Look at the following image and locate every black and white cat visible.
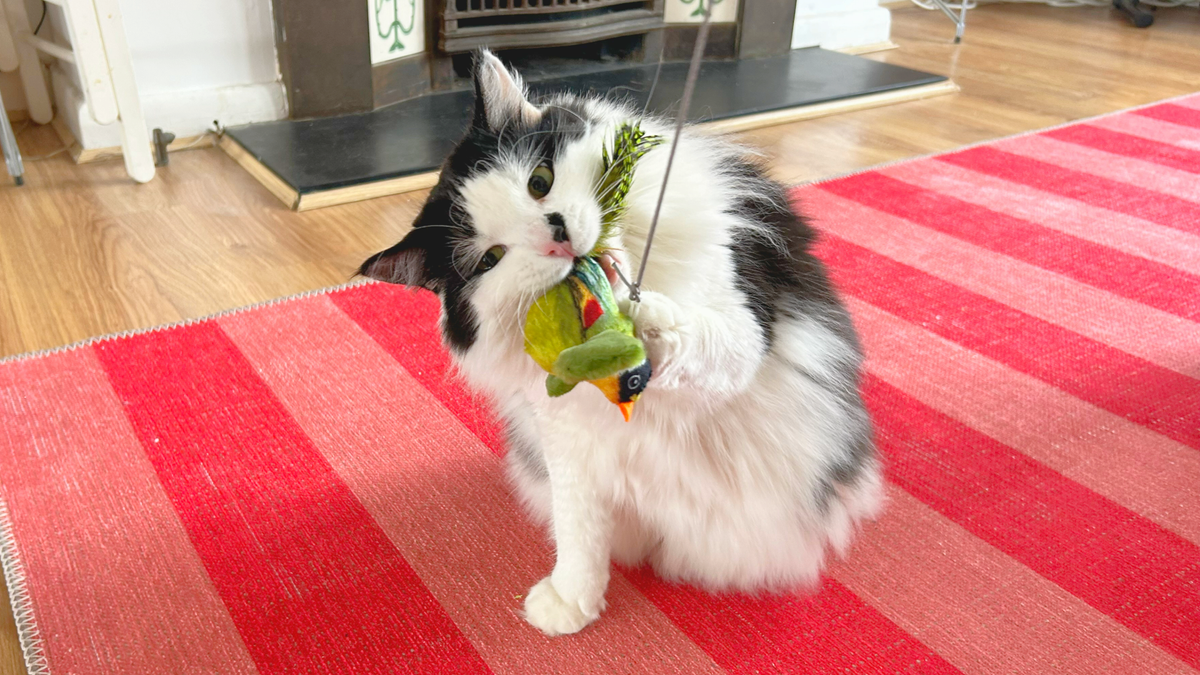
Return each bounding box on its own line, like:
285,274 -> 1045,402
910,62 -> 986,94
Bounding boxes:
360,50 -> 882,636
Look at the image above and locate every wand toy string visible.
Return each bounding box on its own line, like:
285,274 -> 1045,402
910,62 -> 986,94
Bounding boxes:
619,2 -> 714,305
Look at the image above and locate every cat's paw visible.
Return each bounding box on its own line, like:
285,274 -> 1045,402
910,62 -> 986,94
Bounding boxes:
523,576 -> 603,636
623,291 -> 684,385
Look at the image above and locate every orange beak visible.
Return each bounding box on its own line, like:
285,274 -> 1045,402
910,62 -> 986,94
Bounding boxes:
618,401 -> 635,422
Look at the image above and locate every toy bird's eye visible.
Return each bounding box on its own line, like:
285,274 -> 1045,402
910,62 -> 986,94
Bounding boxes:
626,374 -> 642,390
528,163 -> 554,199
477,245 -> 506,273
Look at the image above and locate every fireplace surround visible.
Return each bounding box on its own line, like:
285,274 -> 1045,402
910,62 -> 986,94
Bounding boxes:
269,0 -> 797,118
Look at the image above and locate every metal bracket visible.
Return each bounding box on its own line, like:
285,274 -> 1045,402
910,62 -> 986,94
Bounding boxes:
153,128 -> 175,167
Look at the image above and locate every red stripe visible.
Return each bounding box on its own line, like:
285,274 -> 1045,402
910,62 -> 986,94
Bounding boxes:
810,232 -> 1200,450
333,282 -> 956,673
331,284 -> 506,456
818,172 -> 1200,321
1134,103 -> 1200,129
864,374 -> 1200,668
93,323 -> 490,675
938,146 -> 1200,235
624,570 -> 962,674
1044,124 -> 1200,175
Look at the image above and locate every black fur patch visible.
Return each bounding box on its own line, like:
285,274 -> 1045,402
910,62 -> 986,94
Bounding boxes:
506,425 -> 547,481
722,158 -> 875,502
723,159 -> 858,352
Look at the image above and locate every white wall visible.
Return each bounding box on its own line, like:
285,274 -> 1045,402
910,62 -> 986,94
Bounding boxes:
57,0 -> 286,148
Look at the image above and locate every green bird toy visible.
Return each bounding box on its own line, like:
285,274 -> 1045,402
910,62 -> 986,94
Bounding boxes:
522,122 -> 662,421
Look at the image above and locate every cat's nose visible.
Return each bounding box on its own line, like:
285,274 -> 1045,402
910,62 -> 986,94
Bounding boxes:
546,213 -> 569,243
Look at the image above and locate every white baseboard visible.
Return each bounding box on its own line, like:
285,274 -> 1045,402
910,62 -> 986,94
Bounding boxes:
792,6 -> 893,51
53,67 -> 286,150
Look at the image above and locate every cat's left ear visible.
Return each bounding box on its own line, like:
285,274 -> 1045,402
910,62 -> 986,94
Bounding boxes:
472,49 -> 541,131
358,226 -> 446,292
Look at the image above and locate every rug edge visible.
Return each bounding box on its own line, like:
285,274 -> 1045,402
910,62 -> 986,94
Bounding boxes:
3,91 -> 1195,367
0,496 -> 50,675
0,279 -> 379,367
795,90 -> 1200,189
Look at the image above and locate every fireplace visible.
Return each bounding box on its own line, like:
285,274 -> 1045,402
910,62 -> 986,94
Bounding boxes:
440,1 -> 665,53
232,0 -> 941,212
269,0 -> 804,119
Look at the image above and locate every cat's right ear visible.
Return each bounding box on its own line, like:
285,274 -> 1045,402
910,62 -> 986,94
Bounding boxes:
472,49 -> 540,132
358,226 -> 445,292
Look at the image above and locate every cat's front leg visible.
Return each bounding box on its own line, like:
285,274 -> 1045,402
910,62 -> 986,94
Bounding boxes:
523,432 -> 612,636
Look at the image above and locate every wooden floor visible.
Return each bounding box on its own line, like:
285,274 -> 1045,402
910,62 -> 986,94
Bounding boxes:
1,4 -> 1198,673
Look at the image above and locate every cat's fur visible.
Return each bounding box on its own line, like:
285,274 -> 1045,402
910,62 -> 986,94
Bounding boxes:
360,50 -> 882,636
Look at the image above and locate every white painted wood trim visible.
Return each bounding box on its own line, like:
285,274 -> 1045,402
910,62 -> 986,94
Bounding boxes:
62,0 -> 118,125
90,0 -> 154,182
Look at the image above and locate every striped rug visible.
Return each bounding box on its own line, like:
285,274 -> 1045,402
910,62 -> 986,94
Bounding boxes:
2,94 -> 1198,675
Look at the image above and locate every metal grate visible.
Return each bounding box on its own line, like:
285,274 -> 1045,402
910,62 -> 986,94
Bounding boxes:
441,0 -> 663,54
450,0 -> 643,18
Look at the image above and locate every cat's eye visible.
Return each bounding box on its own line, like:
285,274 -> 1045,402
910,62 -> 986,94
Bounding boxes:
528,164 -> 554,199
477,245 -> 506,273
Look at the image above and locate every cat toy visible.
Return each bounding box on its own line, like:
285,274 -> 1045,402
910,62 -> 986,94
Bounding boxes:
522,123 -> 662,421
522,7 -> 714,421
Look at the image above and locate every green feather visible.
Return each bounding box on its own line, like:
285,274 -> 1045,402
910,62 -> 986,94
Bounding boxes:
594,122 -> 663,255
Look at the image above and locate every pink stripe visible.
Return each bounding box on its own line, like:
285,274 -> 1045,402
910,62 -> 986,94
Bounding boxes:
1167,96 -> 1200,112
93,323 -> 490,675
1137,103 -> 1200,128
1136,102 -> 1200,127
832,487 -> 1193,675
813,232 -> 1200,455
938,146 -> 1200,235
820,171 -> 1200,321
802,188 -> 1200,378
879,159 -> 1200,276
625,571 -> 961,674
864,374 -> 1200,668
1045,124 -> 1200,174
847,295 -> 1200,543
0,349 -> 258,674
1098,107 -> 1200,145
996,134 -> 1200,203
220,297 -> 726,675
330,284 -> 506,456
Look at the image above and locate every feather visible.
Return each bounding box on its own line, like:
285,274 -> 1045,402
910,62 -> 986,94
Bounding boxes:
594,122 -> 663,255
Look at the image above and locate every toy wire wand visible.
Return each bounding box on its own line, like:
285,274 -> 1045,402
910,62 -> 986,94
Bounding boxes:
610,2 -> 715,305
521,5 -> 714,421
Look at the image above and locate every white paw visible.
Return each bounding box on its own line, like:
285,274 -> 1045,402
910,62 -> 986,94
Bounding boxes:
623,291 -> 684,383
523,577 -> 603,637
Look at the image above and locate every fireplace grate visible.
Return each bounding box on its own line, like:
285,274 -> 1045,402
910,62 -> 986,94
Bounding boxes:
441,0 -> 663,53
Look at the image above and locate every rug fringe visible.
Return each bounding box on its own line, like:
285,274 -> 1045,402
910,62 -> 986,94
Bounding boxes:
0,496 -> 50,675
0,278 -> 380,367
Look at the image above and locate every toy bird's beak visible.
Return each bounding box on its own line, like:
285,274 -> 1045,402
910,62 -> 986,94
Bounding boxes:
618,401 -> 635,422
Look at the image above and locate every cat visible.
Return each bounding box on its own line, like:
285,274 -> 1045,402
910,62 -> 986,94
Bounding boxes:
359,50 -> 882,637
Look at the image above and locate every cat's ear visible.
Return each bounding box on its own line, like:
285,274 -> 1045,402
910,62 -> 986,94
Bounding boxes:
358,226 -> 445,292
472,49 -> 540,132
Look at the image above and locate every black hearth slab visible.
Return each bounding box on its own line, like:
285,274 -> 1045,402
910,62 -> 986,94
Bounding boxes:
226,48 -> 946,195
